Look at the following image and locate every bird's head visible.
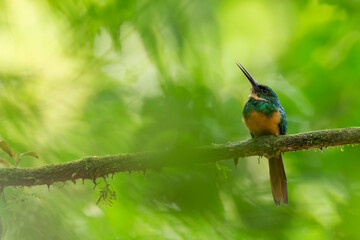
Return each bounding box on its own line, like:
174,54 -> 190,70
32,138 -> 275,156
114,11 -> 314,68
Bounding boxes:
236,62 -> 280,104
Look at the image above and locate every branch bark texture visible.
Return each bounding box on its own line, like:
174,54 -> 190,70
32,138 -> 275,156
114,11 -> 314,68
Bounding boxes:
1,127 -> 359,187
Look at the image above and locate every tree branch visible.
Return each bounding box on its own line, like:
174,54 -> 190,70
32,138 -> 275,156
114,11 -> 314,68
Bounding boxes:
0,127 -> 359,187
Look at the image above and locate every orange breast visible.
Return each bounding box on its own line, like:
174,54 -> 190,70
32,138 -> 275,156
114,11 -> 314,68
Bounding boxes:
243,111 -> 281,137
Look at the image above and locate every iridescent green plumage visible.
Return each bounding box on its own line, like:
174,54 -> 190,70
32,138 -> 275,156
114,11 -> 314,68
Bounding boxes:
242,95 -> 287,136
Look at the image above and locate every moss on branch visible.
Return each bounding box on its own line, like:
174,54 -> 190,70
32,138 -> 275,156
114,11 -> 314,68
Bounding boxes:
0,127 -> 359,187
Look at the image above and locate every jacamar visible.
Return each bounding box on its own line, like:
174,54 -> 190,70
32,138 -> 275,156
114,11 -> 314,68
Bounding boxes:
237,62 -> 288,206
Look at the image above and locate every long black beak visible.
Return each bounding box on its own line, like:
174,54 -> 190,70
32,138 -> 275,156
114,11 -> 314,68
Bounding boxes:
236,62 -> 260,91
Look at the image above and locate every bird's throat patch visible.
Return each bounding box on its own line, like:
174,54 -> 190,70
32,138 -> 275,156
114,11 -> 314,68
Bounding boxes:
249,92 -> 268,102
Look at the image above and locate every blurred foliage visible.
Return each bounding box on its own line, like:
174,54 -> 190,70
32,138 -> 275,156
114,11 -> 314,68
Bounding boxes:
1,0 -> 360,239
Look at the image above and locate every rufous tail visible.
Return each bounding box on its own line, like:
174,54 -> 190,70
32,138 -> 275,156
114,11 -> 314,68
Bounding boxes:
268,155 -> 287,206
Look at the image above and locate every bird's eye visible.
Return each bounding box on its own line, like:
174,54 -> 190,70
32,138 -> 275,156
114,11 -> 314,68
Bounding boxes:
262,88 -> 268,94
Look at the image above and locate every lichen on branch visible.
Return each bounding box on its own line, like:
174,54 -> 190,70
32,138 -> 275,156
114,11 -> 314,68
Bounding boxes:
0,127 -> 359,188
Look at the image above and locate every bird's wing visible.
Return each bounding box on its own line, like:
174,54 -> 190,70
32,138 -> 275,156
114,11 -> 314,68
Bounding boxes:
279,107 -> 287,135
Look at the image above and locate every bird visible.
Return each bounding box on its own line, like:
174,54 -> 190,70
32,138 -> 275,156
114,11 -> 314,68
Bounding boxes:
237,62 -> 288,206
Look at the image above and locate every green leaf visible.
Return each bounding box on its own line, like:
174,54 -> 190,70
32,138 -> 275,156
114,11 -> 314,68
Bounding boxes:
0,140 -> 17,159
215,163 -> 232,180
20,151 -> 39,159
11,149 -> 17,159
97,182 -> 116,206
0,158 -> 12,167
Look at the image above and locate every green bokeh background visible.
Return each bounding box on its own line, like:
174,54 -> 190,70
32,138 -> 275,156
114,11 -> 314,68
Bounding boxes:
1,0 -> 360,239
